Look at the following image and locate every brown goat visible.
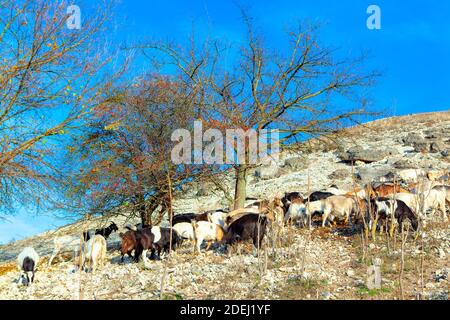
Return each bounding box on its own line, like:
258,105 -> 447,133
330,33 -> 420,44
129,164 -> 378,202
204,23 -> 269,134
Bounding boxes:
373,184 -> 409,197
345,185 -> 376,199
119,231 -> 138,263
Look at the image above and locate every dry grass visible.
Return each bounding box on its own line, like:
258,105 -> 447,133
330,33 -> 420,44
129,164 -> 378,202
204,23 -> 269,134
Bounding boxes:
277,276 -> 328,300
0,262 -> 16,276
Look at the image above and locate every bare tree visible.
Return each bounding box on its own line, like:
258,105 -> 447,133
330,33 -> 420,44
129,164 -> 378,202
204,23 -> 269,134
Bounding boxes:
0,0 -> 120,214
138,13 -> 379,209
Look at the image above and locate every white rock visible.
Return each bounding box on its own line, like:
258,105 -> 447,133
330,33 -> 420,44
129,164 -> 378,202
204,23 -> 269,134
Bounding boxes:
346,269 -> 355,277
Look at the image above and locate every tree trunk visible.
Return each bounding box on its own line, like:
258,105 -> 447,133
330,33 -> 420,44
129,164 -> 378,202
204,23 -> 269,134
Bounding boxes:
233,165 -> 248,210
139,203 -> 151,227
136,193 -> 152,227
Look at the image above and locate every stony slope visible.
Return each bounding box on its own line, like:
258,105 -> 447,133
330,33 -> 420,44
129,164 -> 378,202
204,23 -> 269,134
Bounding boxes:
0,111 -> 449,300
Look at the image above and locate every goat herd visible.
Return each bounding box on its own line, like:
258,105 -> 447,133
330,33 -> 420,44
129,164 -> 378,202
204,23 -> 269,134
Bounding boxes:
15,179 -> 450,288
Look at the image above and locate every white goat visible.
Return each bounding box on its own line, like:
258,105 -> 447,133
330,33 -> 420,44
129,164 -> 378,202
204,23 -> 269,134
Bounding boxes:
17,247 -> 40,286
83,235 -> 107,272
173,222 -> 196,252
192,221 -> 226,254
284,201 -> 308,226
426,189 -> 447,219
173,222 -> 195,240
284,200 -> 325,227
397,169 -> 427,182
433,185 -> 450,206
207,211 -> 228,230
389,190 -> 447,220
48,235 -> 83,267
322,196 -> 356,227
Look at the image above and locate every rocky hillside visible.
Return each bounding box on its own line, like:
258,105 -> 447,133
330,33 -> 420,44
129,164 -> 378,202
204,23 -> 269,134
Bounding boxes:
0,111 -> 449,300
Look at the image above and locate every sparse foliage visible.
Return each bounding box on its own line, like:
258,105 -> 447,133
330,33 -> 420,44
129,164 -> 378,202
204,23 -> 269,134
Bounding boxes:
0,0 -> 119,214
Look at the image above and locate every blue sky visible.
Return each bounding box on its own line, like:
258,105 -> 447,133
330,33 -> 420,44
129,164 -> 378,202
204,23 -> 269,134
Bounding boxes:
114,0 -> 450,114
0,0 -> 449,244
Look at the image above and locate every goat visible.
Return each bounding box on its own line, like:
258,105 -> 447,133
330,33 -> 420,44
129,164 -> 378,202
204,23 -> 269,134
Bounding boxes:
226,198 -> 283,228
193,212 -> 211,222
322,195 -> 357,227
284,198 -> 309,227
249,198 -> 284,225
247,198 -> 283,214
172,213 -> 197,226
324,185 -> 348,195
371,198 -> 419,233
373,184 -> 410,197
48,235 -> 83,267
192,221 -> 226,253
285,199 -> 325,227
172,222 -> 195,240
134,228 -> 155,266
345,185 -> 376,199
224,213 -> 269,250
17,247 -> 39,286
151,226 -> 182,258
135,226 -> 182,262
425,188 -> 448,220
308,191 -> 334,202
95,222 -> 118,238
266,198 -> 285,226
389,190 -> 447,220
119,230 -> 138,262
172,222 -> 196,252
207,210 -> 228,230
280,192 -> 304,208
82,235 -> 107,272
225,207 -> 261,227
432,185 -> 450,206
83,222 -> 118,242
280,192 -> 303,218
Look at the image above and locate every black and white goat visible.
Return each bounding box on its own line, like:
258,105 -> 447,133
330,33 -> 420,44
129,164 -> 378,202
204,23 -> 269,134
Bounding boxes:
371,197 -> 419,233
83,222 -> 119,242
151,226 -> 182,258
17,247 -> 39,286
134,226 -> 182,264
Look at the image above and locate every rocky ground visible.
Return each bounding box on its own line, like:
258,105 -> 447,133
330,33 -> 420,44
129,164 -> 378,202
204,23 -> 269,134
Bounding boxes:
0,111 -> 449,300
